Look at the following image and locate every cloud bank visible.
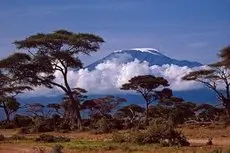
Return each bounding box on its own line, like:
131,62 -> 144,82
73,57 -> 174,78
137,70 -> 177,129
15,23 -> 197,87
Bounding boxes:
23,59 -> 205,97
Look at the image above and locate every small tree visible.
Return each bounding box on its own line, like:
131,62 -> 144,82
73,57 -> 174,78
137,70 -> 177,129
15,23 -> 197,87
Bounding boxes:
115,104 -> 145,128
0,97 -> 20,122
24,103 -> 50,118
82,96 -> 126,119
0,57 -> 32,122
121,75 -> 169,125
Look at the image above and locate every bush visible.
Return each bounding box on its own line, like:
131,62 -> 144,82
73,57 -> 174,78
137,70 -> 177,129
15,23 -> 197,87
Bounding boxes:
17,127 -> 31,134
13,115 -> 32,128
112,133 -> 127,143
213,149 -> 223,153
30,118 -> 54,133
93,117 -> 113,134
1,122 -> 14,129
53,144 -> 64,153
10,134 -> 27,140
112,122 -> 189,146
0,134 -> 5,141
35,134 -> 70,143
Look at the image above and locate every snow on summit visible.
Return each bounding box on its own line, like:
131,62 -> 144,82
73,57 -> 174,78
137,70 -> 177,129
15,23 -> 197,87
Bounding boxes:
131,48 -> 159,52
114,48 -> 160,55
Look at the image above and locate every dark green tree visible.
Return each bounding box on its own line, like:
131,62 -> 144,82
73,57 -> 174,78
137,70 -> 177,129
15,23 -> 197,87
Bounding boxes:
1,30 -> 104,129
120,75 -> 169,125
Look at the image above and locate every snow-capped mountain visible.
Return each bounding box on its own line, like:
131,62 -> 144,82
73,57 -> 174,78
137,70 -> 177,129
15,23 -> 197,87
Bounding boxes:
86,48 -> 202,70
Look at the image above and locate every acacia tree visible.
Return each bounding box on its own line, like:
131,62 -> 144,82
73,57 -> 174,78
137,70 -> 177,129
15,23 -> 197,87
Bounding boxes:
115,104 -> 145,127
1,30 -> 104,129
183,64 -> 230,116
0,55 -> 33,122
183,46 -> 230,116
121,75 -> 169,125
0,97 -> 20,122
82,96 -> 126,119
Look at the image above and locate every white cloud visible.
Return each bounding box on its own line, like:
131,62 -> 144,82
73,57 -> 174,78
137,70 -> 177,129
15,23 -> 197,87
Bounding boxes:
22,58 -> 207,97
24,59 -> 205,97
75,60 -> 205,94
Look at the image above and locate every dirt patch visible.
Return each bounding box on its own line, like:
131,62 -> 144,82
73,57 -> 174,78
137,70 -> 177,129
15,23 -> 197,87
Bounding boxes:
0,144 -> 51,153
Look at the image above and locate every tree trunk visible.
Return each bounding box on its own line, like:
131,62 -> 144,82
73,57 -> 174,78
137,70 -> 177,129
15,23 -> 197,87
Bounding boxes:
226,84 -> 230,99
3,103 -> 10,123
226,100 -> 230,117
145,102 -> 149,126
223,97 -> 230,117
62,93 -> 82,130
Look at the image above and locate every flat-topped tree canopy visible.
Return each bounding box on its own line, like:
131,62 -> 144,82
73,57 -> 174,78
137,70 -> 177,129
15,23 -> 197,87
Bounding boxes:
121,75 -> 169,92
121,75 -> 169,125
14,29 -> 105,55
182,69 -> 218,81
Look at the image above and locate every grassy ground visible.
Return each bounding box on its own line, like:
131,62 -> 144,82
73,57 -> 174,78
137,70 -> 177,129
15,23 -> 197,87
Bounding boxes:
1,126 -> 230,153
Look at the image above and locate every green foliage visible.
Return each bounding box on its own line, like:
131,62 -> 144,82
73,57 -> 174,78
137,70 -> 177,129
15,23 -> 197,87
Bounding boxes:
35,134 -> 70,143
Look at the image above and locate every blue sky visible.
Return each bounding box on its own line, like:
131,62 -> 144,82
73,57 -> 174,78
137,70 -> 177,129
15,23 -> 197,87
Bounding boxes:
0,0 -> 229,65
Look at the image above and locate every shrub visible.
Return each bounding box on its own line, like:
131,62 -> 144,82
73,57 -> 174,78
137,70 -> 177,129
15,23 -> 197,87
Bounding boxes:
31,118 -> 54,133
143,122 -> 189,146
0,134 -> 5,141
1,122 -> 14,129
17,127 -> 31,134
213,149 -> 223,153
112,133 -> 127,143
93,117 -> 113,134
13,115 -> 32,128
53,144 -> 64,153
112,122 -> 189,146
35,134 -> 70,143
10,134 -> 27,140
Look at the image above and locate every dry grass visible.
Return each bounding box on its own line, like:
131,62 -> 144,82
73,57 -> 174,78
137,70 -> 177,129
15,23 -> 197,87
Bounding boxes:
180,125 -> 230,139
1,126 -> 230,153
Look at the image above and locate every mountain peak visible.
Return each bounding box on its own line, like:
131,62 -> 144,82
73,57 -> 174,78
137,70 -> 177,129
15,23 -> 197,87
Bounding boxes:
131,48 -> 159,52
114,47 -> 160,55
86,48 -> 202,70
